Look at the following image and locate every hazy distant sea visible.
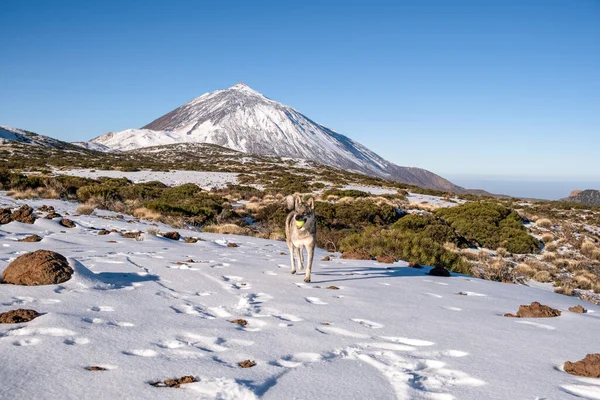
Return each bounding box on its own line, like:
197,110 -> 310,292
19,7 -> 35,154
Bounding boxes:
447,176 -> 600,200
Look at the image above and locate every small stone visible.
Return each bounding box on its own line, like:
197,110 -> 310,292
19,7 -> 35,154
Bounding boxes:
238,360 -> 256,368
326,285 -> 340,290
321,256 -> 331,261
162,231 -> 181,241
568,305 -> 586,313
85,366 -> 108,371
122,232 -> 141,239
18,234 -> 43,242
59,219 -> 76,228
231,319 -> 248,326
428,266 -> 451,277
97,229 -> 110,235
227,242 -> 239,248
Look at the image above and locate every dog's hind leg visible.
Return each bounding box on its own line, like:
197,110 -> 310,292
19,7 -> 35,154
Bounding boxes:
304,243 -> 315,283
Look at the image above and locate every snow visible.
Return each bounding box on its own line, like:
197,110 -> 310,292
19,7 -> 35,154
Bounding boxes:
341,185 -> 398,195
1,194 -> 599,399
56,169 -> 239,189
407,193 -> 465,208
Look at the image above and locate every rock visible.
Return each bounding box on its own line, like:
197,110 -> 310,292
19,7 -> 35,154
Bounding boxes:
429,266 -> 451,277
326,285 -> 340,290
97,229 -> 110,235
59,218 -> 76,228
321,256 -> 331,261
0,309 -> 41,323
44,212 -> 62,219
122,232 -> 141,239
151,375 -> 197,388
238,360 -> 256,368
564,354 -> 600,378
85,366 -> 108,371
504,302 -> 561,318
569,305 -> 586,313
162,231 -> 181,241
408,262 -> 422,268
12,205 -> 36,224
280,252 -> 286,255
340,249 -> 372,260
18,234 -> 43,242
0,208 -> 12,224
39,205 -> 55,213
376,255 -> 396,264
231,319 -> 248,326
227,242 -> 239,248
1,250 -> 73,286
185,237 -> 199,243
568,190 -> 583,198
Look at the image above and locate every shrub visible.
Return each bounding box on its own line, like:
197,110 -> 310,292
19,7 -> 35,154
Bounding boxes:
581,241 -> 596,258
536,218 -> 553,228
435,202 -> 539,254
541,233 -> 555,243
513,263 -> 535,278
533,270 -> 552,283
544,242 -> 558,252
322,189 -> 370,198
76,204 -> 95,215
339,226 -> 471,273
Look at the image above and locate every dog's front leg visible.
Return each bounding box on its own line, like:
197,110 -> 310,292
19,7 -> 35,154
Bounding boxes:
304,243 -> 315,283
298,247 -> 305,271
288,244 -> 296,275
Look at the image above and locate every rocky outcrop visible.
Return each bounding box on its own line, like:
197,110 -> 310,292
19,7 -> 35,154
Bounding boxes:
564,354 -> 600,378
562,189 -> 600,207
0,309 -> 41,323
504,302 -> 561,318
12,205 -> 36,224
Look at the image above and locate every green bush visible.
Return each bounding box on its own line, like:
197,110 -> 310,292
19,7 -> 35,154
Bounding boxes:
339,226 -> 471,273
322,189 -> 370,198
435,202 -> 539,254
392,214 -> 471,248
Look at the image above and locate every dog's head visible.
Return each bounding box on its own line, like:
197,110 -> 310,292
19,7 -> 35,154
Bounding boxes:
286,195 -> 315,224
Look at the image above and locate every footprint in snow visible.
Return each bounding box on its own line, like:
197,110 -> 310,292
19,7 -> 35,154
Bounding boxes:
351,318 -> 384,329
276,352 -> 323,368
64,337 -> 91,345
89,306 -> 115,312
123,349 -> 158,357
263,271 -> 277,276
13,338 -> 41,346
305,297 -> 327,305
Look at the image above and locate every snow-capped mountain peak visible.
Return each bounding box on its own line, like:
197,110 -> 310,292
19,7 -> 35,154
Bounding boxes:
90,85 -> 461,191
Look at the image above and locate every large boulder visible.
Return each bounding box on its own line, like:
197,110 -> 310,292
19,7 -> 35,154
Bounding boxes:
564,354 -> 600,378
1,250 -> 73,285
12,205 -> 36,224
504,301 -> 561,318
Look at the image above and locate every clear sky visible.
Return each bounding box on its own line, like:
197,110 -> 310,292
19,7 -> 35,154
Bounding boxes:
1,0 -> 598,185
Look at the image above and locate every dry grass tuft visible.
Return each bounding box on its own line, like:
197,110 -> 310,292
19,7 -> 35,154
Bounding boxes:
581,241 -> 597,258
8,187 -> 59,200
541,233 -> 555,243
544,242 -> 558,252
203,224 -> 250,235
76,204 -> 95,215
536,218 -> 553,228
532,270 -> 552,283
133,207 -> 162,222
513,263 -> 536,278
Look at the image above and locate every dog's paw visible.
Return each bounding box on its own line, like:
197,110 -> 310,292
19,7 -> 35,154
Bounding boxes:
291,270 -> 296,275
304,277 -> 311,283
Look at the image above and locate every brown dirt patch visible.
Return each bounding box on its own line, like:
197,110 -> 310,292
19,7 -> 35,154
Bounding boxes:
18,234 -> 42,242
0,309 -> 41,323
227,242 -> 239,248
162,231 -> 181,241
151,375 -> 197,388
59,219 -> 76,228
231,319 -> 248,326
376,255 -> 396,264
564,354 -> 600,378
238,360 -> 256,368
2,250 -> 73,286
85,366 -> 108,371
568,305 -> 586,313
340,249 -> 372,260
326,285 -> 340,290
504,302 -> 561,318
12,205 -> 36,224
429,266 -> 451,277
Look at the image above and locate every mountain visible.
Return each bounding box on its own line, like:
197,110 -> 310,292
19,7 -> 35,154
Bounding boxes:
562,189 -> 600,207
90,84 -> 462,192
0,126 -> 94,154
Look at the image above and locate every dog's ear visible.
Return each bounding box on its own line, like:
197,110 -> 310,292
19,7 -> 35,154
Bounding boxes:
295,195 -> 302,210
307,197 -> 315,210
285,195 -> 295,211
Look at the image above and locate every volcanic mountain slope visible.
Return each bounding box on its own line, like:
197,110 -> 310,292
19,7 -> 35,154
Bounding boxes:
562,189 -> 600,207
90,84 -> 462,192
0,126 -> 89,152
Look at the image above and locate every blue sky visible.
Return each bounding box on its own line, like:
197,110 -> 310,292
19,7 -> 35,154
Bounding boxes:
1,0 -> 598,185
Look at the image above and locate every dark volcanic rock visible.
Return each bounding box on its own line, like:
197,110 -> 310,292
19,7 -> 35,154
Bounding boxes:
0,208 -> 12,224
562,189 -> 600,207
2,250 -> 73,286
162,231 -> 181,241
59,218 -> 76,228
0,308 -> 41,323
12,205 -> 36,224
429,266 -> 451,277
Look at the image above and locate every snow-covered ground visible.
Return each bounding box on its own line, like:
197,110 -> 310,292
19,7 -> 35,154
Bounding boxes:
1,195 -> 599,400
407,193 -> 465,208
340,185 -> 398,195
56,169 -> 239,190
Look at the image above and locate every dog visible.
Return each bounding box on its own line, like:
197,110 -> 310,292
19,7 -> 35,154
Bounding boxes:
285,195 -> 316,283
